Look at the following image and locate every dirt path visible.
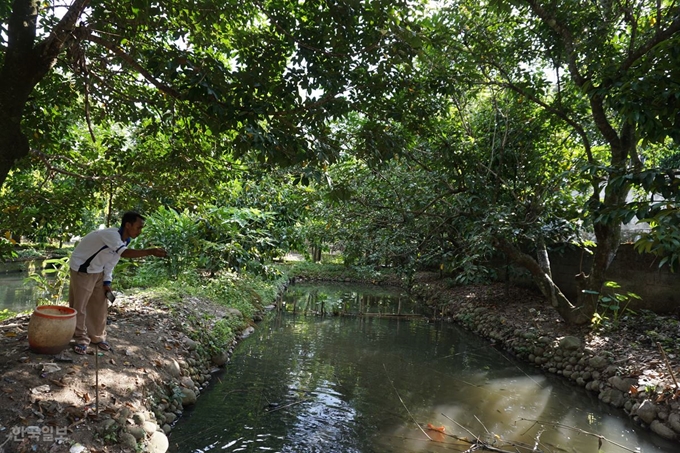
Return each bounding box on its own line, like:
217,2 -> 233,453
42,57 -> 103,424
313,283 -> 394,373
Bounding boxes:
0,291 -> 242,453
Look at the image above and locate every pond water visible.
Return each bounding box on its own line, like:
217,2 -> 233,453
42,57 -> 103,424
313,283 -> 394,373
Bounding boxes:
0,273 -> 38,313
169,283 -> 676,453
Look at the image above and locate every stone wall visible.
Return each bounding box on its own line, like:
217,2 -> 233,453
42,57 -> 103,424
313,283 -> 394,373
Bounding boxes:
507,244 -> 678,314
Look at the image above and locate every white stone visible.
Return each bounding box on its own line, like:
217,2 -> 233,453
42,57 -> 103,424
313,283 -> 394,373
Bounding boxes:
636,400 -> 658,425
146,431 -> 170,453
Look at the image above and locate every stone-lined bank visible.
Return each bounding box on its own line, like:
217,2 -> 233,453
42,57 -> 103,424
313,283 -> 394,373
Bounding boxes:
446,297 -> 680,443
0,291 -> 273,453
93,297 -> 270,453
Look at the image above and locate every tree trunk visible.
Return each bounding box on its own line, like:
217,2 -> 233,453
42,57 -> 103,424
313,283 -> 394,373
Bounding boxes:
573,116 -> 637,322
536,235 -> 556,300
312,246 -> 322,262
0,119 -> 30,187
573,189 -> 628,320
0,0 -> 90,187
494,237 -> 591,325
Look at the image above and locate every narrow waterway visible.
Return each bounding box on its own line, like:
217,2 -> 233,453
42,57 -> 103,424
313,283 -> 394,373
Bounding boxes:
169,283 -> 675,452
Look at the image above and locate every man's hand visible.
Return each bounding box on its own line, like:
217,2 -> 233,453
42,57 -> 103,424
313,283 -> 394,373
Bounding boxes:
103,285 -> 116,302
148,248 -> 167,258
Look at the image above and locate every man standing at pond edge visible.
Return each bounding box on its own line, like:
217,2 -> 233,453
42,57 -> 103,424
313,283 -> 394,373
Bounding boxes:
68,212 -> 167,355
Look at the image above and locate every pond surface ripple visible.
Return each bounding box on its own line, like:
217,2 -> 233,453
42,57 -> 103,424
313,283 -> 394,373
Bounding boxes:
168,283 -> 676,453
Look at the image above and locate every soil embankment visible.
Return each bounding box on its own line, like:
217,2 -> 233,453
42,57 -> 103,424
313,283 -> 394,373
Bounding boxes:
0,292 -> 261,453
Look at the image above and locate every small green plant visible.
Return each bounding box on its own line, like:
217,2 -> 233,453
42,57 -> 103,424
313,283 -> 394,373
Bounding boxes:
515,345 -> 531,355
209,319 -> 234,351
102,431 -> 118,443
24,256 -> 71,306
590,311 -> 605,329
15,247 -> 43,260
586,281 -> 641,328
0,308 -> 16,322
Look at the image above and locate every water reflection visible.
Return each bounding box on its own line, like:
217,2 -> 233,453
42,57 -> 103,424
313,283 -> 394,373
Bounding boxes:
169,284 -> 676,453
0,273 -> 37,312
282,283 -> 418,317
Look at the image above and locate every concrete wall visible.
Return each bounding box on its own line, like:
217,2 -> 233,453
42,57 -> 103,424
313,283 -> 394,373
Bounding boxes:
542,244 -> 678,313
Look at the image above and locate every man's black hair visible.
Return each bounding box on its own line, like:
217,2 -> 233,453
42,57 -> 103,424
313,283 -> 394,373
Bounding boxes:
121,212 -> 145,229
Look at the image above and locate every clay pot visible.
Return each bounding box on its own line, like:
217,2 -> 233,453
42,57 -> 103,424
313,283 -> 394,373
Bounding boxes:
28,305 -> 77,354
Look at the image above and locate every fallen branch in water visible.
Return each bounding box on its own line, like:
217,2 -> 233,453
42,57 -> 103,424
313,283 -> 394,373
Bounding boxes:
358,313 -> 423,319
264,398 -> 311,414
518,418 -> 638,453
440,413 -> 539,453
474,415 -> 491,436
221,388 -> 248,402
383,363 -> 432,441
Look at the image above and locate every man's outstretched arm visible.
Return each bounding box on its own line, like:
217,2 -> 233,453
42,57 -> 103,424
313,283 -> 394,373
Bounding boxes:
121,248 -> 167,258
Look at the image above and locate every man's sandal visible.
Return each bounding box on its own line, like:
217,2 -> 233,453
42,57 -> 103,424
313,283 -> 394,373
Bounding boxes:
73,344 -> 87,355
94,341 -> 111,351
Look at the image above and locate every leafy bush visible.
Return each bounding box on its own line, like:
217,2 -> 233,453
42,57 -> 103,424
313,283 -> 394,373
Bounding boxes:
136,206 -> 201,278
197,205 -> 281,276
0,236 -> 17,261
131,206 -> 289,279
0,309 -> 15,322
24,256 -> 71,306
634,208 -> 680,271
586,281 -> 640,328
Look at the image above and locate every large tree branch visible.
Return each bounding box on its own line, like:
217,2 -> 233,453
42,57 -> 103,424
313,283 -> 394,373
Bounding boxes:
0,1 -> 90,187
589,93 -> 622,153
522,0 -> 587,87
80,30 -> 184,99
493,236 -> 592,324
37,0 -> 90,63
457,21 -> 595,163
619,8 -> 680,73
29,148 -> 114,181
497,77 -> 594,163
6,0 -> 38,55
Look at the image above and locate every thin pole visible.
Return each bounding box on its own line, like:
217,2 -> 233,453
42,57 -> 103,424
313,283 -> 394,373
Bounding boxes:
95,348 -> 99,416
